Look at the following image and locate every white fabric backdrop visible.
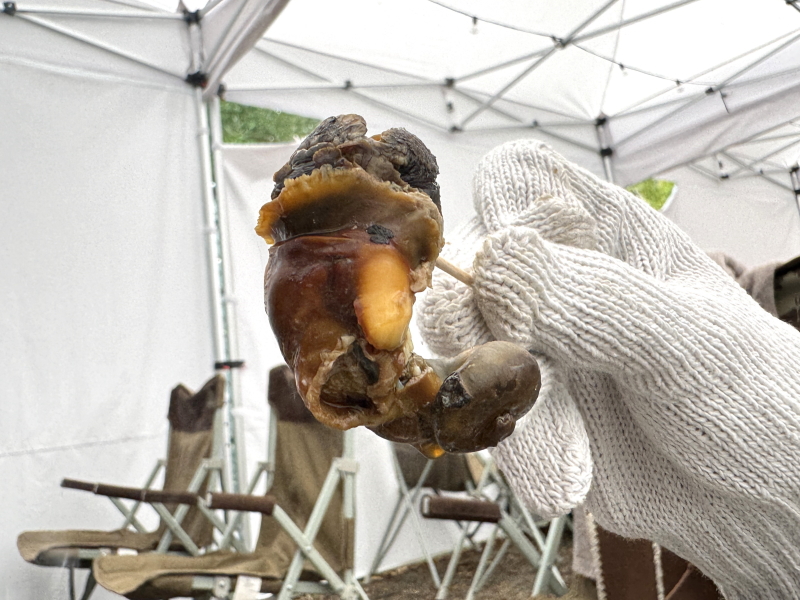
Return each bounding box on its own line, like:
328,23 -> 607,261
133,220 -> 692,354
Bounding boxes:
662,166 -> 800,267
0,54 -> 213,600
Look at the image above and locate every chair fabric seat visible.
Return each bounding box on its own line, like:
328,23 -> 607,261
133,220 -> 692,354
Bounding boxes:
17,529 -> 161,566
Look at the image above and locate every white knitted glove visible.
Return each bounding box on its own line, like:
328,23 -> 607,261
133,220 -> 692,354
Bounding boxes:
492,353 -> 593,519
420,193 -> 596,519
418,141 -> 800,600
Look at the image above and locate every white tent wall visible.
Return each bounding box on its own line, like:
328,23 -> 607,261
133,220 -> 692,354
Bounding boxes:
0,6 -> 220,599
661,166 -> 800,267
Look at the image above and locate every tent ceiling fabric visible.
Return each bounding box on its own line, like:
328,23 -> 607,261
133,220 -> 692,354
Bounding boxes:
0,0 -> 291,98
222,0 -> 800,185
0,0 -> 193,88
199,0 -> 291,97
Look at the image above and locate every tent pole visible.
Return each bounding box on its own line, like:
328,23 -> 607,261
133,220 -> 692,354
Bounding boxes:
208,93 -> 252,548
571,0 -> 701,45
12,7 -> 183,19
687,163 -> 723,182
719,151 -> 794,192
647,118 -> 800,180
195,86 -> 236,500
725,137 -> 800,179
456,0 -> 634,85
595,117 -> 615,184
615,29 -> 800,148
791,166 -> 800,218
12,13 -> 186,81
538,125 -> 601,154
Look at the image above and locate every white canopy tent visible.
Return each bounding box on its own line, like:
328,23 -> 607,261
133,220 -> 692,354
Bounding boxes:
3,0 -> 800,598
223,0 -> 800,252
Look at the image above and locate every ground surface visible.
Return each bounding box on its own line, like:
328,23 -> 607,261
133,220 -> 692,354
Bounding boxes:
297,529 -> 595,600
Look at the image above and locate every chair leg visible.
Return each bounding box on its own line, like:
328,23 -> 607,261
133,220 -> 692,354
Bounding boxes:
473,537 -> 512,595
68,566 -> 77,600
276,432 -> 359,600
465,524 -> 500,600
532,514 -> 567,596
435,521 -> 470,600
275,467 -> 345,600
364,493 -> 405,582
79,571 -> 97,600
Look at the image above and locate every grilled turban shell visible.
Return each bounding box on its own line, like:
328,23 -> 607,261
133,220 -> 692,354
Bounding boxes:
256,114 -> 540,456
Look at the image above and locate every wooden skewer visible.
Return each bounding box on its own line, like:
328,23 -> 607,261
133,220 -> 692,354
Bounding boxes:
435,256 -> 475,286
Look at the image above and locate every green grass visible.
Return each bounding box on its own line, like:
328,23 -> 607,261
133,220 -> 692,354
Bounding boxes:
220,101 -> 320,144
626,178 -> 676,210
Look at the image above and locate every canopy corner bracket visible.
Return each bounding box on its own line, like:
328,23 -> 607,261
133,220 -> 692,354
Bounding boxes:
2,2 -> 16,16
183,9 -> 202,24
186,71 -> 209,88
595,114 -> 615,183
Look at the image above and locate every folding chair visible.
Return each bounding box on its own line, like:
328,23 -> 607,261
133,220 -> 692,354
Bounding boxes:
421,452 -> 568,599
364,442 -> 473,587
17,374 -> 225,600
89,364 -> 368,600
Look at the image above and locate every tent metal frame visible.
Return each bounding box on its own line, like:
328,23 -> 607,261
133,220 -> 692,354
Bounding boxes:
456,0 -> 622,129
9,11 -> 187,80
7,0 -> 798,190
219,0 -> 800,198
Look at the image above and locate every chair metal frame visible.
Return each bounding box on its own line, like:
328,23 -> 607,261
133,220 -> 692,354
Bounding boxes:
365,451 -> 443,587
425,453 -> 568,600
186,429 -> 368,600
89,402 -> 369,600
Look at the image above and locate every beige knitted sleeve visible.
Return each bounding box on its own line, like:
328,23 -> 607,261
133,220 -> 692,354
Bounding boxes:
421,140 -> 800,597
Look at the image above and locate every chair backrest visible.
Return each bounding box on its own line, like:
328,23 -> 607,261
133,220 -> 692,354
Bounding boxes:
161,374 -> 225,548
255,365 -> 346,577
392,443 -> 471,492
775,256 -> 800,330
268,364 -> 317,423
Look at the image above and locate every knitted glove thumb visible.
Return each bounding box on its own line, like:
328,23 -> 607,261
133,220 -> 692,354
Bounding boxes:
492,354 -> 592,518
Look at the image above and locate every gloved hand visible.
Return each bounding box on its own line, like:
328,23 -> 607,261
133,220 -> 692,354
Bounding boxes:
417,141 -> 800,600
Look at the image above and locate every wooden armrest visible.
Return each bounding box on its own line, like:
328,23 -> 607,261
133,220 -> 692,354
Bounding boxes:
61,478 -> 97,492
421,495 -> 501,523
207,492 -> 276,515
62,479 -> 198,505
